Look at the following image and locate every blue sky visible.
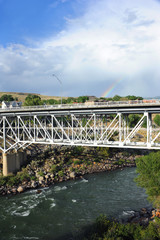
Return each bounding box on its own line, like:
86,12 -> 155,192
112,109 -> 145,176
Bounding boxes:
0,0 -> 160,98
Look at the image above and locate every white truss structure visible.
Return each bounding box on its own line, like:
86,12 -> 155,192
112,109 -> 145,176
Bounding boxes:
0,109 -> 160,153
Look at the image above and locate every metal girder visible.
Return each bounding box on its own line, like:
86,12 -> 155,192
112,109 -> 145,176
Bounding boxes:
0,110 -> 160,153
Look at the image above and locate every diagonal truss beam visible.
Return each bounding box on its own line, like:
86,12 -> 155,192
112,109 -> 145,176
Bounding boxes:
0,111 -> 160,152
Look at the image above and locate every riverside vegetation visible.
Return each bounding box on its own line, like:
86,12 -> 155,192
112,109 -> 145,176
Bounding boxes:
83,151 -> 160,240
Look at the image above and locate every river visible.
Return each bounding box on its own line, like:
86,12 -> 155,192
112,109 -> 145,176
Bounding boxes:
0,167 -> 151,240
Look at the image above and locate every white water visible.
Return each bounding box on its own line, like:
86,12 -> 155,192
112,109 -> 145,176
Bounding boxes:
0,168 -> 151,240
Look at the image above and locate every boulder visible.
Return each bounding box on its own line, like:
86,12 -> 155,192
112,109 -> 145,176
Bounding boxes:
70,172 -> 76,179
45,174 -> 50,179
17,186 -> 24,193
31,181 -> 38,188
39,176 -> 44,181
11,188 -> 17,194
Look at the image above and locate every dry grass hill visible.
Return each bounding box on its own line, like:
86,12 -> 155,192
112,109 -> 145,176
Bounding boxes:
0,92 -> 65,103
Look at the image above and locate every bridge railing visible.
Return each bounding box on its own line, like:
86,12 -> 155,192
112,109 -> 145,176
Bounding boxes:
0,99 -> 160,111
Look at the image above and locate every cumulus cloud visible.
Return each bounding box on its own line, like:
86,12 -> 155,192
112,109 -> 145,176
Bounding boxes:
0,0 -> 160,97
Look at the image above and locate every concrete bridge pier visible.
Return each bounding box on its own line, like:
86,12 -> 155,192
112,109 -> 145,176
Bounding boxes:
3,151 -> 27,176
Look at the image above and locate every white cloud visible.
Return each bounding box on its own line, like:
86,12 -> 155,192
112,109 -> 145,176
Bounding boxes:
0,0 -> 160,97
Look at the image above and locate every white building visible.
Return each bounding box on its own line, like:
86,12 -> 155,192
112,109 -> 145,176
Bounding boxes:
2,101 -> 22,109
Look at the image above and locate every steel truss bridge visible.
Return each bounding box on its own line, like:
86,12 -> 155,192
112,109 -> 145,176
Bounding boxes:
1,101 -> 160,153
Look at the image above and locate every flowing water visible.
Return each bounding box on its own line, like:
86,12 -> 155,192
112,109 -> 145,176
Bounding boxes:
0,168 -> 151,240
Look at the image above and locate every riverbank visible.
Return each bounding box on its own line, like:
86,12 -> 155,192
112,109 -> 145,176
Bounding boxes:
0,146 -> 149,196
82,211 -> 160,240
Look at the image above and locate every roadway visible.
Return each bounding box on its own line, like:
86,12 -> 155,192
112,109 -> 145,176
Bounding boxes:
0,100 -> 160,116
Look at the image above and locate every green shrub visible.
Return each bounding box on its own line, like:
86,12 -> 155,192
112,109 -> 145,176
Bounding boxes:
97,147 -> 110,157
84,215 -> 160,240
30,176 -> 37,181
128,114 -> 141,128
58,170 -> 64,177
66,159 -> 73,165
135,151 -> 160,207
73,146 -> 84,154
37,171 -> 44,177
0,176 -> 9,185
154,115 -> 160,126
74,160 -> 82,165
50,165 -> 58,174
7,175 -> 20,186
117,159 -> 125,165
18,171 -> 30,182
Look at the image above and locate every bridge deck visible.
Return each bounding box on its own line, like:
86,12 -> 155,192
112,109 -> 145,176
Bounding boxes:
0,101 -> 160,115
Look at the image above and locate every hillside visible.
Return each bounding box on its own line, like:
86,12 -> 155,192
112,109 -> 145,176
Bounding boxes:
0,92 -> 64,102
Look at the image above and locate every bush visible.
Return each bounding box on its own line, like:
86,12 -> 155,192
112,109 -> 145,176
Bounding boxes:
84,215 -> 160,239
7,175 -> 20,186
154,115 -> 160,127
74,160 -> 82,165
37,171 -> 44,177
128,114 -> 141,128
30,176 -> 37,181
97,147 -> 110,157
114,159 -> 125,165
72,146 -> 84,155
58,170 -> 64,177
0,176 -> 9,185
135,151 -> 160,207
0,94 -> 15,102
17,171 -> 30,182
24,94 -> 42,106
50,165 -> 58,174
113,95 -> 121,101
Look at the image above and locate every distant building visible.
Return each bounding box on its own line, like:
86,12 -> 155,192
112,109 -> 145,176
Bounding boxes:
84,101 -> 95,106
87,96 -> 97,101
142,99 -> 157,103
2,101 -> 22,109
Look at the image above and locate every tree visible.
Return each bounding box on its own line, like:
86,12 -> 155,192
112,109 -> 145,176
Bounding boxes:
135,151 -> 160,207
154,115 -> 160,127
126,95 -> 137,100
126,95 -> 143,100
137,96 -> 143,100
106,97 -> 113,101
24,94 -> 42,106
112,95 -> 121,101
66,97 -> 76,104
0,94 -> 15,102
46,99 -> 58,105
128,114 -> 141,127
77,96 -> 89,103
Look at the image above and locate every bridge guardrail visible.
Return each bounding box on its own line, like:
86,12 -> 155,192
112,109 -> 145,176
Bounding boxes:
0,99 -> 160,111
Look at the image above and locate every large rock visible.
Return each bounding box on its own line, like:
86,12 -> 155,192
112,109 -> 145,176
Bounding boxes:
39,176 -> 44,181
45,174 -> 50,179
17,186 -> 24,193
31,181 -> 38,188
70,172 -> 76,179
11,188 -> 17,194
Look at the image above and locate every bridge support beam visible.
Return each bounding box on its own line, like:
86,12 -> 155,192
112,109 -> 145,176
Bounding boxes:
3,151 -> 27,176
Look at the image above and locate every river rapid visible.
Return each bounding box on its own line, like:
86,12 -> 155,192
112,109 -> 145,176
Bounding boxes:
0,167 -> 151,240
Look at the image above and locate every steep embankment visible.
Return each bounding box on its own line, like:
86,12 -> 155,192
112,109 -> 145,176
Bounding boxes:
0,146 -> 148,196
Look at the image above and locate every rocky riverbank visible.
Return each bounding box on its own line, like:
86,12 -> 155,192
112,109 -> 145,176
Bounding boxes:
83,208 -> 160,240
121,207 -> 154,226
0,146 -> 149,196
